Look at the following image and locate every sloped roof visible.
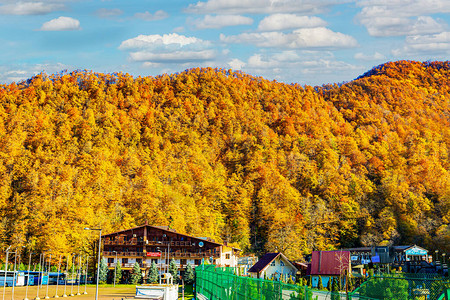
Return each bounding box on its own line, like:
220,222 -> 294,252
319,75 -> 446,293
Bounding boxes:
102,224 -> 222,246
247,253 -> 297,274
308,250 -> 351,276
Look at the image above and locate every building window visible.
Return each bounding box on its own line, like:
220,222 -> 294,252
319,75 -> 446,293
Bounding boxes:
225,254 -> 230,259
180,259 -> 186,265
108,258 -> 114,264
122,258 -> 128,264
271,261 -> 276,266
136,258 -> 142,264
280,261 -> 285,266
152,259 -> 158,264
195,259 -> 201,265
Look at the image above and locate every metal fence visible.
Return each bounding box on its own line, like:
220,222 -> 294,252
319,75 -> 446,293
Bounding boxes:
196,265 -> 450,300
195,264 -> 341,300
348,273 -> 450,300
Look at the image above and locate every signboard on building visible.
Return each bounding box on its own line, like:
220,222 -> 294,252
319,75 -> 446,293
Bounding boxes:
146,252 -> 161,257
405,247 -> 427,256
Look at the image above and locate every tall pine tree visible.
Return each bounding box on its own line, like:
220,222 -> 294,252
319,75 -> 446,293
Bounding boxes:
183,262 -> 194,285
168,258 -> 178,283
147,262 -> 159,284
130,262 -> 142,284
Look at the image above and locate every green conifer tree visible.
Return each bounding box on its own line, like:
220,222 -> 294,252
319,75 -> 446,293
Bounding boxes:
98,258 -> 108,284
130,262 -> 142,284
168,258 -> 178,283
115,262 -> 122,284
326,277 -> 332,291
317,275 -> 324,290
147,262 -> 158,284
183,262 -> 194,285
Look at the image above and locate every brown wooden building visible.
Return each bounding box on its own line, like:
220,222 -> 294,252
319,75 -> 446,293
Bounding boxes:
102,223 -> 239,278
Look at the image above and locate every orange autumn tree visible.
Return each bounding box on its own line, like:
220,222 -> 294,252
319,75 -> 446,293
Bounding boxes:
0,61 -> 448,262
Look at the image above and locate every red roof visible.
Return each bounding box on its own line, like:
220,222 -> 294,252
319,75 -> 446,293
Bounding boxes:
307,251 -> 351,275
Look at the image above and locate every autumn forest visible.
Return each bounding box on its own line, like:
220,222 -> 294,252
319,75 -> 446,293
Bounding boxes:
0,60 -> 449,260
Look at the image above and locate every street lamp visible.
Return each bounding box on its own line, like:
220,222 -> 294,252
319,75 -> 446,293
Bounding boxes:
113,251 -> 117,288
435,250 -> 439,264
76,255 -> 81,295
55,254 -> 62,298
45,252 -> 52,299
3,245 -> 11,300
84,227 -> 102,300
70,253 -> 75,296
156,247 -> 162,284
84,256 -> 92,295
442,253 -> 446,266
24,250 -> 33,300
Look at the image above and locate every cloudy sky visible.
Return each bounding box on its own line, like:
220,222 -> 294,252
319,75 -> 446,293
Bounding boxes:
0,0 -> 449,86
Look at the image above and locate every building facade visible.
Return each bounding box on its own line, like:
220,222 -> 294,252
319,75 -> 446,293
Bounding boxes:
247,253 -> 297,281
102,224 -> 240,279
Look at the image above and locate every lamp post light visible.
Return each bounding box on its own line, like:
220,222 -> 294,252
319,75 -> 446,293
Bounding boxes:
55,254 -> 62,298
84,228 -> 102,300
69,254 -> 75,297
45,253 -> 52,299
156,247 -> 162,284
63,256 -> 69,298
12,250 -> 18,300
76,255 -> 81,295
83,256 -> 91,295
442,253 -> 446,266
3,245 -> 11,300
113,251 -> 117,288
35,252 -> 43,300
435,250 -> 439,264
24,251 -> 33,300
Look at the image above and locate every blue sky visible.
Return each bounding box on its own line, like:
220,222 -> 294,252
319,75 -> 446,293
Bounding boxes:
0,0 -> 449,86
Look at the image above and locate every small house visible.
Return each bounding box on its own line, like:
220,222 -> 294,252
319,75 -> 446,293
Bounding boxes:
247,253 -> 297,281
307,250 -> 351,288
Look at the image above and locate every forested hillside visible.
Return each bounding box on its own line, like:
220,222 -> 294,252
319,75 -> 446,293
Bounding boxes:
0,60 -> 448,259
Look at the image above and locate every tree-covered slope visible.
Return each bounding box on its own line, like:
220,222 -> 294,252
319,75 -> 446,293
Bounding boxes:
0,61 -> 448,259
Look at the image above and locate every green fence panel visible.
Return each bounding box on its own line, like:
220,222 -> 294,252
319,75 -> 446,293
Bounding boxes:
349,273 -> 450,300
195,264 -> 313,300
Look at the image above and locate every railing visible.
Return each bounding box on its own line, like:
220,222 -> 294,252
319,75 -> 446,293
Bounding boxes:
104,240 -> 197,246
103,251 -> 219,258
103,251 -> 146,257
104,239 -> 144,245
107,262 -> 195,269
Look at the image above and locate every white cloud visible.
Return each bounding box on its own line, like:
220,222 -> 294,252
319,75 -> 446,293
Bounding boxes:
119,33 -> 216,65
129,50 -> 216,63
392,31 -> 450,56
228,58 -> 246,70
232,50 -> 363,85
258,14 -> 327,31
193,14 -> 253,29
356,1 -> 450,37
39,16 -> 81,31
134,10 -> 168,21
119,33 -> 208,50
357,0 -> 450,16
0,1 -> 64,15
220,27 -> 357,49
354,52 -> 386,61
0,62 -> 69,83
186,0 -> 349,14
95,8 -> 123,18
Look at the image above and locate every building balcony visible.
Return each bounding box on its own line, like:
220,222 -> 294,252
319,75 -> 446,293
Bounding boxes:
107,262 -> 202,269
103,251 -> 146,257
104,240 -> 198,247
103,251 -> 220,259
